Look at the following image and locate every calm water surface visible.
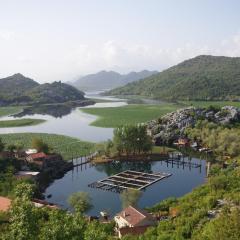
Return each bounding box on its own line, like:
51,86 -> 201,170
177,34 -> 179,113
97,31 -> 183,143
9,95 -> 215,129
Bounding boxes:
45,158 -> 206,216
0,91 -> 206,215
0,92 -> 126,142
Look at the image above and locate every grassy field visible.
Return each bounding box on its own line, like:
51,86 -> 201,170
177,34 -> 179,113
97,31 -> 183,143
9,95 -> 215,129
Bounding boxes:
0,106 -> 23,117
81,104 -> 181,128
0,119 -> 46,128
181,100 -> 240,108
0,133 -> 95,160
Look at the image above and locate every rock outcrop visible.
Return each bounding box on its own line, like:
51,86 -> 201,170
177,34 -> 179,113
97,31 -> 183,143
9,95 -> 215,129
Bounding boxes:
147,106 -> 240,145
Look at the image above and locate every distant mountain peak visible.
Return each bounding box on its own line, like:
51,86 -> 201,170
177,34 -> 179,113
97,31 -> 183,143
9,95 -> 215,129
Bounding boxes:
71,70 -> 158,91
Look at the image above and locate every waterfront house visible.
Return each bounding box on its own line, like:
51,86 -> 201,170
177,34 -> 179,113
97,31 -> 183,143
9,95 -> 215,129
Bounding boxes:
114,206 -> 157,238
26,152 -> 63,170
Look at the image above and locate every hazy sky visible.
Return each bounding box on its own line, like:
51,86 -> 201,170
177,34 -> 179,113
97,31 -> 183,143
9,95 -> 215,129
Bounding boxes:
0,0 -> 240,83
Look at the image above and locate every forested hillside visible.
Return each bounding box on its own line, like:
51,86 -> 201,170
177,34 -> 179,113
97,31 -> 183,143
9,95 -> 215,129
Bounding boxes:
0,74 -> 85,106
107,55 -> 240,101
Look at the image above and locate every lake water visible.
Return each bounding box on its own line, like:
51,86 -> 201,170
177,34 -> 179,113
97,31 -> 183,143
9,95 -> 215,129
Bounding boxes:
45,158 -> 206,216
0,91 -> 206,216
0,92 -> 127,142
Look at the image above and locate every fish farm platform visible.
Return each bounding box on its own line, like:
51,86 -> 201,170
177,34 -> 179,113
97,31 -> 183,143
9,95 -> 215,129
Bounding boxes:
88,170 -> 172,193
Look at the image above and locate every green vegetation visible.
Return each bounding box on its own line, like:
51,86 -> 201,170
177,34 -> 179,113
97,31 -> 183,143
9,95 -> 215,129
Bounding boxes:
0,73 -> 85,106
81,104 -> 180,127
185,120 -> 240,160
182,100 -> 240,108
107,55 -> 240,101
112,125 -> 152,156
0,118 -> 45,128
141,167 -> 240,240
68,192 -> 93,213
0,183 -> 114,240
31,138 -> 50,154
0,106 -> 23,117
0,133 -> 95,160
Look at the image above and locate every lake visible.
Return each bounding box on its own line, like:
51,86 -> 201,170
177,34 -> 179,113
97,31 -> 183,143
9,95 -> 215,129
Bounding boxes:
0,92 -> 127,142
0,91 -> 207,216
45,158 -> 206,216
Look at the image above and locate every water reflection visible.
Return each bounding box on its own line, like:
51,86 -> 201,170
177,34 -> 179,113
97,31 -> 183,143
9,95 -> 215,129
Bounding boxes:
14,104 -> 73,118
45,157 -> 206,216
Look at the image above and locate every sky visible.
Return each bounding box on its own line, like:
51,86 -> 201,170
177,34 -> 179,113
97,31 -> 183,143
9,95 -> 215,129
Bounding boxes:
0,0 -> 240,83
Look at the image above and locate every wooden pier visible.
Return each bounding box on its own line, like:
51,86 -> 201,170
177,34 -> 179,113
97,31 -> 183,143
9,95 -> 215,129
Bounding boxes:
72,152 -> 97,167
164,158 -> 202,168
88,170 -> 172,193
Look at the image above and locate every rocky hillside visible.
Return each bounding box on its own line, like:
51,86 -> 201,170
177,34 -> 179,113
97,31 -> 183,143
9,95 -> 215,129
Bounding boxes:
71,70 -> 158,91
107,55 -> 240,101
0,73 -> 39,99
147,106 -> 240,144
0,74 -> 85,106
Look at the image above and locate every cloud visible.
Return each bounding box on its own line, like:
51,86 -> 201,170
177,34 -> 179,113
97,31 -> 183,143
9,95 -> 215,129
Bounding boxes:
1,31 -> 240,82
0,30 -> 16,41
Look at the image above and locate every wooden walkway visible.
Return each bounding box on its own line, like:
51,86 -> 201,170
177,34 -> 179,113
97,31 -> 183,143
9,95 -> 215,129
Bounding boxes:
72,152 -> 97,167
88,170 -> 172,193
164,158 -> 202,168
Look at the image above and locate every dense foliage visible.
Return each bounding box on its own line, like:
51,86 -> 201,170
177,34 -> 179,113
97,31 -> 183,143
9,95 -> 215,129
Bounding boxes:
185,120 -> 240,160
112,125 -> 152,156
0,184 -> 114,240
0,73 -> 85,106
107,55 -> 240,101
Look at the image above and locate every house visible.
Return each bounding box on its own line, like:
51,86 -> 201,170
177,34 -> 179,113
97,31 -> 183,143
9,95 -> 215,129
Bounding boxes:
26,152 -> 63,170
114,206 -> 157,238
0,196 -> 12,212
177,138 -> 190,147
25,149 -> 38,155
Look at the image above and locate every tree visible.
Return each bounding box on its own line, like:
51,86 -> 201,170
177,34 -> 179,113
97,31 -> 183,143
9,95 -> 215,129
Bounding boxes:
7,144 -> 16,153
68,191 -> 93,213
14,182 -> 35,200
0,138 -> 5,152
120,189 -> 143,209
32,138 -> 49,154
3,183 -> 39,240
113,125 -> 153,156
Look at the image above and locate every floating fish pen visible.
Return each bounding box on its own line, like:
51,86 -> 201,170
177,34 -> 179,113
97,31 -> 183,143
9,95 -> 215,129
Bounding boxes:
88,170 -> 172,193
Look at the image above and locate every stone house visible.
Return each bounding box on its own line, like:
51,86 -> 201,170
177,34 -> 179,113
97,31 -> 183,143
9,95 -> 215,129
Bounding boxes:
114,206 -> 157,238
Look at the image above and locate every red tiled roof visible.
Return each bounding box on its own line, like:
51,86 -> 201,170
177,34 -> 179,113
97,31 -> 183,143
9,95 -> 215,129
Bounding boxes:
29,152 -> 47,159
0,196 -> 12,212
117,206 -> 155,227
119,225 -> 150,236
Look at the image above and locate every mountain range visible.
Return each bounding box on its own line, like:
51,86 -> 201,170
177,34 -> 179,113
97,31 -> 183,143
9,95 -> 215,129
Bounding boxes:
0,73 -> 85,106
70,70 -> 158,91
106,55 -> 240,101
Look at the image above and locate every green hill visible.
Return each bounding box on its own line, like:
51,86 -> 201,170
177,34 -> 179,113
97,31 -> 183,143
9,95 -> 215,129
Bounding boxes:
0,74 -> 85,106
107,55 -> 240,101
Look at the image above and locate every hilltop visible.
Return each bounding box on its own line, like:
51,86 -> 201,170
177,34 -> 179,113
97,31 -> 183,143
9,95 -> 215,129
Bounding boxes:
106,55 -> 240,101
71,70 -> 158,91
0,74 -> 85,106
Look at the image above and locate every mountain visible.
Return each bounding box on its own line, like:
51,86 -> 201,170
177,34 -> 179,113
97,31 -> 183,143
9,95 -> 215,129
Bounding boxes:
71,70 -> 158,91
0,74 -> 85,106
0,73 -> 39,99
106,55 -> 240,101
